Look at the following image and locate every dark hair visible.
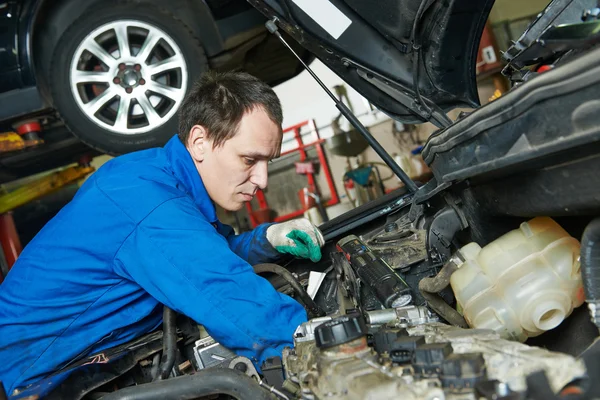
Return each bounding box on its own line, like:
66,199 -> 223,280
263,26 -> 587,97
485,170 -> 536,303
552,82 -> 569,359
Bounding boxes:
178,71 -> 283,148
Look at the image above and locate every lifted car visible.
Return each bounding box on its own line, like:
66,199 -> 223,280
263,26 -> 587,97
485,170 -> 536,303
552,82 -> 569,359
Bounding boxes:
0,0 -> 311,157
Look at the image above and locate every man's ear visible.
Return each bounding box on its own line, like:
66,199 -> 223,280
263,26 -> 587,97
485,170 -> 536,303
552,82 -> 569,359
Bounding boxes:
187,125 -> 208,162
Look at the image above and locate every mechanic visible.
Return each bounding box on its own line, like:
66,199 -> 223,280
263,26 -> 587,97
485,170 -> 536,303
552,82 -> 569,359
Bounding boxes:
0,71 -> 322,396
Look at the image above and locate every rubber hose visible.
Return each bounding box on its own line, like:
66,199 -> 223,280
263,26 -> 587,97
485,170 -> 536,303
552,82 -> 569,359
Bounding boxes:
419,259 -> 469,329
149,353 -> 161,381
100,368 -> 272,400
156,307 -> 177,381
419,260 -> 460,293
420,290 -> 469,329
253,263 -> 325,318
581,218 -> 600,316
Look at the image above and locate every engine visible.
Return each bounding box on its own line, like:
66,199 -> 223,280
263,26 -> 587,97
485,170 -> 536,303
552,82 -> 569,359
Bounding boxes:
182,211 -> 593,400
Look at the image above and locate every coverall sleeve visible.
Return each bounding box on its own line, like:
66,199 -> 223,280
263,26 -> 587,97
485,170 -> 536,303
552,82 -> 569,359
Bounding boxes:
217,221 -> 281,265
113,196 -> 307,366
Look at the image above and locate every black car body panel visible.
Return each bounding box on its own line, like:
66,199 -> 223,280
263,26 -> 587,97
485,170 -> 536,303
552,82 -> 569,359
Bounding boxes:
0,2 -> 24,91
248,0 -> 494,126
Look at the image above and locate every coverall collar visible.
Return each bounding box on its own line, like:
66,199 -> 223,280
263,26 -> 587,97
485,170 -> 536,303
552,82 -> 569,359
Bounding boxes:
165,135 -> 218,223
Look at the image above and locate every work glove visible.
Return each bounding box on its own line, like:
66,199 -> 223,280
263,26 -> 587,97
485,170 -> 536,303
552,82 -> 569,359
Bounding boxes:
266,218 -> 325,262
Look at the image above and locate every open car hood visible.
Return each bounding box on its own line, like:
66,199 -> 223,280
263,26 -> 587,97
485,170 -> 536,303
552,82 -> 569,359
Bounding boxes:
247,0 -> 494,127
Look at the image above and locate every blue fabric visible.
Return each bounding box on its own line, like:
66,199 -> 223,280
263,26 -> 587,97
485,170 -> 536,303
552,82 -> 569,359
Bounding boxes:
0,135 -> 307,397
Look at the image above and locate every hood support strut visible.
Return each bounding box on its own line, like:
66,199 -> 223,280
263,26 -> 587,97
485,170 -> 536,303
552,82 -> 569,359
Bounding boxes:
265,19 -> 419,193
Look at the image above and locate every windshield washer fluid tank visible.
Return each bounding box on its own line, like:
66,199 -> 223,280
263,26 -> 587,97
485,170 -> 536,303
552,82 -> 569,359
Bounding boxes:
450,217 -> 584,342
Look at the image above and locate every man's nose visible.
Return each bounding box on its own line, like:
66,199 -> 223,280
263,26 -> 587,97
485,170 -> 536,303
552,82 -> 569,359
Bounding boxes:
250,161 -> 268,189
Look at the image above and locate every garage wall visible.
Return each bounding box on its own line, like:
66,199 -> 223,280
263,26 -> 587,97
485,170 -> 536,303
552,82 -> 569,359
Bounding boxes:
273,60 -> 391,140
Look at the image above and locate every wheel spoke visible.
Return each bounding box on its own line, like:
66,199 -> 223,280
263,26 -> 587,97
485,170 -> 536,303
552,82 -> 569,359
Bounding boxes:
114,25 -> 131,59
136,92 -> 161,126
137,30 -> 161,64
114,96 -> 132,131
146,55 -> 184,76
147,81 -> 179,101
84,87 -> 118,114
83,39 -> 116,68
72,70 -> 112,85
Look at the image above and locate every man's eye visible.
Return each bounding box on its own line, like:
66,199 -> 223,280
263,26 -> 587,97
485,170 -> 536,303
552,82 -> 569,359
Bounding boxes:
244,157 -> 255,166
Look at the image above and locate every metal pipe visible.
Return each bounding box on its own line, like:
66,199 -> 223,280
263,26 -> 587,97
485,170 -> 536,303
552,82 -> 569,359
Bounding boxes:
100,368 -> 272,400
365,308 -> 398,325
265,19 -> 418,193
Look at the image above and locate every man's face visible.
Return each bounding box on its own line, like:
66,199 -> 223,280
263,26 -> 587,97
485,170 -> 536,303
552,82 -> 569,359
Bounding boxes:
188,107 -> 282,211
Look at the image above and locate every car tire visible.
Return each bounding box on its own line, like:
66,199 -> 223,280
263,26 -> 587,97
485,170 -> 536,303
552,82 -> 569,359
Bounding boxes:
48,1 -> 208,155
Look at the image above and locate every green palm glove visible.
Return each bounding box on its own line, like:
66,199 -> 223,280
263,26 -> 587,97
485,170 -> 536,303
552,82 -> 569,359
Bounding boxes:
266,218 -> 325,262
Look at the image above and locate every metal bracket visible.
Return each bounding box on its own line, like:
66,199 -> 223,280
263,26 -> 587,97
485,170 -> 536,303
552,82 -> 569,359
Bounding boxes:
342,58 -> 452,128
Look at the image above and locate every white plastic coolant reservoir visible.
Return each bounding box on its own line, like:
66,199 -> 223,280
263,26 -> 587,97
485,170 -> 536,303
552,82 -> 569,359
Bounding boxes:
450,217 -> 584,342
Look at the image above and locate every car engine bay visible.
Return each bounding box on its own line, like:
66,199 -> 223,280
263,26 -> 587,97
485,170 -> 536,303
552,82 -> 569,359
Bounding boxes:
14,0 -> 600,399
47,200 -> 600,400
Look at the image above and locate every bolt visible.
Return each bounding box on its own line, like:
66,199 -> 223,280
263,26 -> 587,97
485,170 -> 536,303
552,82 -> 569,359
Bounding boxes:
139,78 -> 146,85
134,64 -> 141,71
234,362 -> 248,373
384,222 -> 399,233
125,87 -> 133,94
118,63 -> 126,71
495,382 -> 510,396
113,77 -> 121,84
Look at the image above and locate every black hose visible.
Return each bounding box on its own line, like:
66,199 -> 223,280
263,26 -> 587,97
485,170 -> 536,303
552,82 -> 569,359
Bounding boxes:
420,290 -> 469,329
254,263 -> 325,318
0,381 -> 7,400
419,260 -> 460,294
156,307 -> 177,381
418,259 -> 469,329
100,368 -> 272,400
581,218 -> 600,327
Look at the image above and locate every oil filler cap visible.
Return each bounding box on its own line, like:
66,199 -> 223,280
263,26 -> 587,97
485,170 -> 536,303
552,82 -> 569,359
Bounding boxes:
314,314 -> 367,349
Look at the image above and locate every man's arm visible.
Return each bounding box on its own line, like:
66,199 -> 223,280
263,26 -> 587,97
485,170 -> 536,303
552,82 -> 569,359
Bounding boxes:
113,197 -> 307,366
219,219 -> 325,264
217,222 -> 280,265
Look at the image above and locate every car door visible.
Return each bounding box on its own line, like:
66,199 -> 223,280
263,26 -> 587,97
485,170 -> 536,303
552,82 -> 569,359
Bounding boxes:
0,1 -> 23,91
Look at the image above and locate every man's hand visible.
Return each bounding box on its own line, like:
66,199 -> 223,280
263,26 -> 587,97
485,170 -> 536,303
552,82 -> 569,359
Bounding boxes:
266,218 -> 325,262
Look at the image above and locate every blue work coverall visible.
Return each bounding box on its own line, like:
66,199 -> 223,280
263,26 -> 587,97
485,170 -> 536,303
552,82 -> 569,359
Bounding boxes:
0,135 -> 307,397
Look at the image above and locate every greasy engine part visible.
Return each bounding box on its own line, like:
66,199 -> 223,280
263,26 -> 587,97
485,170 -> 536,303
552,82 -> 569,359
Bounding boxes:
407,324 -> 585,393
418,256 -> 469,329
526,339 -> 600,400
283,314 -> 446,400
283,315 -> 586,400
100,368 -> 273,400
336,235 -> 413,308
362,212 -> 428,271
254,263 -> 325,318
581,217 -> 600,331
192,336 -> 237,370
